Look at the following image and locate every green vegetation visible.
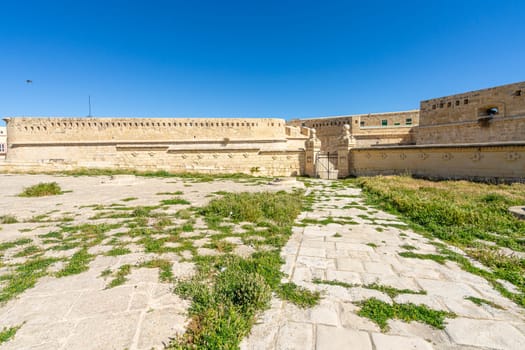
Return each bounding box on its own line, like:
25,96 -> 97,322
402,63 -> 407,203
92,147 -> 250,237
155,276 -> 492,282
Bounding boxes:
465,296 -> 504,309
0,215 -> 19,224
161,197 -> 190,206
276,282 -> 320,308
366,242 -> 378,248
121,197 -> 138,202
170,190 -> 317,349
107,264 -> 132,288
19,182 -> 64,197
356,297 -> 456,331
357,175 -> 525,307
0,257 -> 59,303
0,324 -> 22,344
105,246 -> 131,256
313,279 -> 426,298
56,248 -> 93,277
400,244 -> 416,250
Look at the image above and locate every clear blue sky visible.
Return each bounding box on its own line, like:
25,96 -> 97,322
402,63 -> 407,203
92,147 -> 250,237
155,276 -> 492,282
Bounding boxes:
1,0 -> 524,126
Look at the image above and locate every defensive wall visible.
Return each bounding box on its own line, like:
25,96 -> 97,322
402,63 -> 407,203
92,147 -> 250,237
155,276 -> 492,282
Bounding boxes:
1,81 -> 524,181
342,82 -> 525,181
2,117 -> 309,177
417,81 -> 525,145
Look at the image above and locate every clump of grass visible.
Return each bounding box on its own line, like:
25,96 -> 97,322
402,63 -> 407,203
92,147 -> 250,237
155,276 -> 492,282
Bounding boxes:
200,190 -> 303,227
0,257 -> 59,303
313,279 -> 426,298
161,197 -> 190,206
356,297 -> 456,331
366,242 -> 378,248
333,233 -> 342,238
400,244 -> 416,250
0,324 -> 22,344
276,282 -> 320,308
19,182 -> 63,197
13,245 -> 41,258
121,197 -> 138,202
398,251 -> 447,264
0,238 -> 32,252
464,296 -> 504,309
107,264 -> 132,288
56,248 -> 93,277
0,215 -> 18,224
105,246 -> 131,256
138,259 -> 174,282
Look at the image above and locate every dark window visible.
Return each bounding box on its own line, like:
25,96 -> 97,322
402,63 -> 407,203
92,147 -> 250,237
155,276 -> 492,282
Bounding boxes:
406,118 -> 413,125
464,99 -> 469,105
381,119 -> 388,126
455,100 -> 460,106
515,90 -> 522,96
439,102 -> 444,108
432,104 -> 436,110
360,121 -> 365,127
447,102 -> 452,108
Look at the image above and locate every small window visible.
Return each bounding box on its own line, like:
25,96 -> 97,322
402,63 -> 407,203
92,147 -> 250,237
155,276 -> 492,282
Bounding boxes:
381,119 -> 388,126
406,118 -> 413,125
360,121 -> 365,127
439,102 -> 444,108
455,100 -> 460,106
464,99 -> 469,105
514,90 -> 522,97
447,102 -> 452,108
432,104 -> 436,110
394,122 -> 400,126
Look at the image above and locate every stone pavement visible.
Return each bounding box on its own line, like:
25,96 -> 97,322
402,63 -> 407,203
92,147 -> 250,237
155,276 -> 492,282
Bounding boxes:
241,181 -> 525,350
0,174 -> 287,350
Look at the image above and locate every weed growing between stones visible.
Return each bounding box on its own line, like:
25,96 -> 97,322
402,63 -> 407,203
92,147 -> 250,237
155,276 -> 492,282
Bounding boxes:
0,215 -> 19,224
313,279 -> 426,299
0,324 -> 22,344
357,175 -> 525,307
464,296 -> 504,309
356,297 -> 456,331
169,190 -> 320,349
18,182 -> 64,197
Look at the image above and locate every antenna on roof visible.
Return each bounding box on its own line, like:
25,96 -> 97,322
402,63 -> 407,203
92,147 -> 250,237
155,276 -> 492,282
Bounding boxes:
88,95 -> 92,117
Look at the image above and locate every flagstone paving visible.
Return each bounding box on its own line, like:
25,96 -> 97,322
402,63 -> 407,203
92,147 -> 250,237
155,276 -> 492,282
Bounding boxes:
1,175 -> 524,349
241,180 -> 525,350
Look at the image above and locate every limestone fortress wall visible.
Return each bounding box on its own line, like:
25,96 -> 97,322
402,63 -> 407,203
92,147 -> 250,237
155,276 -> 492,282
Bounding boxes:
2,118 -> 309,176
1,81 -> 524,181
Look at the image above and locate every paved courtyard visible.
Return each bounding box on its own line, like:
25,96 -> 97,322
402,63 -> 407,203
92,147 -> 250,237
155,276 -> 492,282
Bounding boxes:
0,175 -> 524,349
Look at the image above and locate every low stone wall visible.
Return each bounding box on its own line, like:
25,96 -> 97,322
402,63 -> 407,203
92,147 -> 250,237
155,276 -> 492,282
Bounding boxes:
350,143 -> 525,182
1,143 -> 304,177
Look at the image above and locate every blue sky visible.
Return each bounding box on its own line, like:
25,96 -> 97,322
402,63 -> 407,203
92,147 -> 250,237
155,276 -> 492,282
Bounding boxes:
1,0 -> 524,125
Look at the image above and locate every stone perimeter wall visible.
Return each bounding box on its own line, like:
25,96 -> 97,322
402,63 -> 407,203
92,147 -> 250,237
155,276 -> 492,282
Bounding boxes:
3,117 -> 307,177
349,144 -> 525,182
2,81 -> 525,181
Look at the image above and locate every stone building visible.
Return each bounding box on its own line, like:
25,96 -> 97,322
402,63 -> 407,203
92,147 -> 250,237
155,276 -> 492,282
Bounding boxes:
1,81 -> 524,181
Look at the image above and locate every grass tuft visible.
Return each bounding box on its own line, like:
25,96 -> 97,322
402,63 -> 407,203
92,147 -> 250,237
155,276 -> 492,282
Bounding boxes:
356,297 -> 456,331
19,182 -> 63,197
